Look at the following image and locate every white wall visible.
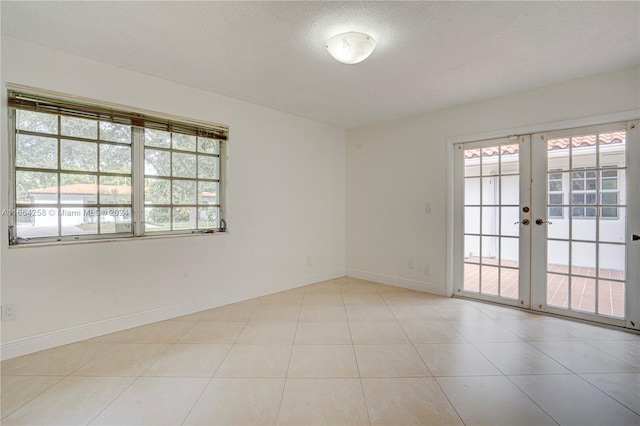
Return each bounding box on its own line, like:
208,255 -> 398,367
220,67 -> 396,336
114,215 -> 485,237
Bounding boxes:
0,37 -> 346,358
346,65 -> 640,295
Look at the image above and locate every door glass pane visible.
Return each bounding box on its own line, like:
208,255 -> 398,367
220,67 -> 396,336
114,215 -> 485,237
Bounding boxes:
547,137 -> 570,170
464,178 -> 480,205
481,206 -> 498,234
481,147 -> 499,176
500,175 -> 518,205
481,266 -> 499,296
547,240 -> 569,274
500,207 -> 519,237
464,235 -> 480,262
572,215 -> 596,241
500,237 -> 518,269
598,281 -> 625,318
571,134 -> 597,169
572,242 -> 596,277
599,131 -> 625,168
481,236 -> 498,265
465,207 -> 480,234
482,177 -> 498,205
547,273 -> 569,308
464,149 -> 480,177
598,244 -> 625,281
500,268 -> 518,299
570,277 -> 596,313
464,263 -> 480,292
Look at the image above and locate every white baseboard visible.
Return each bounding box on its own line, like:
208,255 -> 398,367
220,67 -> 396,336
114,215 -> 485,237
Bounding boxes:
1,269 -> 345,360
346,268 -> 445,296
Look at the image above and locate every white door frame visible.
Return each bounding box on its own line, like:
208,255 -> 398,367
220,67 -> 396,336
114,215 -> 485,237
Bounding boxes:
453,135 -> 531,308
447,112 -> 640,330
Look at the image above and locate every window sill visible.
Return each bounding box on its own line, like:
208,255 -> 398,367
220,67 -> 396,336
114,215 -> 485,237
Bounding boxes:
7,230 -> 229,249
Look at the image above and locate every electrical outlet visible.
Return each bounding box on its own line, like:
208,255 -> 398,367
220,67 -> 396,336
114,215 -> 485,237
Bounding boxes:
424,265 -> 432,276
1,304 -> 16,321
425,202 -> 432,214
306,256 -> 312,266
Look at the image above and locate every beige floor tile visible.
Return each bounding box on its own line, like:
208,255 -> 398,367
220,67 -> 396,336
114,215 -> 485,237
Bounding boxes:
434,305 -> 493,321
299,305 -> 347,322
349,322 -> 409,344
215,345 -> 292,377
474,342 -> 571,375
2,376 -> 134,425
586,340 -> 640,370
342,293 -> 386,306
1,343 -> 104,376
303,282 -> 342,294
414,343 -> 501,376
288,345 -> 359,378
580,373 -> 640,415
346,306 -> 396,322
88,320 -> 195,344
449,320 -> 524,342
236,322 -> 298,344
472,304 -> 535,320
437,376 -> 556,425
355,344 -> 430,377
184,378 -> 285,425
1,376 -> 63,419
71,343 -> 169,376
179,321 -> 246,343
91,377 -> 208,425
400,320 -> 467,343
197,304 -> 255,321
258,293 -> 304,305
557,321 -> 640,341
362,377 -> 463,425
277,378 -> 369,425
294,322 -> 352,344
511,374 -> 640,425
381,292 -> 436,307
302,293 -> 344,306
500,318 -> 581,341
531,341 -> 638,373
387,305 -> 444,321
143,344 -> 231,377
250,305 -> 300,322
339,282 -> 382,294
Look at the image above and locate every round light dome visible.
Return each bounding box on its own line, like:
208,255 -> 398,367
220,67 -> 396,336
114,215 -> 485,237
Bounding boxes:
326,32 -> 376,65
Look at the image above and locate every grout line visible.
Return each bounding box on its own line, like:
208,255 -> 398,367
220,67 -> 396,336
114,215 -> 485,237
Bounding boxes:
273,292 -> 304,424
345,289 -> 373,426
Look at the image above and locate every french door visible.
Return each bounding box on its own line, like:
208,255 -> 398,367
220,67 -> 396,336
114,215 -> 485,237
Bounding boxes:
454,120 -> 639,329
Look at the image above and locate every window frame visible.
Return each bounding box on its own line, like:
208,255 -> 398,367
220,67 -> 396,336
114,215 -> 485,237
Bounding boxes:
547,170 -> 564,219
7,86 -> 228,246
570,167 -> 619,220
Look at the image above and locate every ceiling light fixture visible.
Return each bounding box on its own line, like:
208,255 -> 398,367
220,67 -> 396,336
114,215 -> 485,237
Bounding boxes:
326,31 -> 376,65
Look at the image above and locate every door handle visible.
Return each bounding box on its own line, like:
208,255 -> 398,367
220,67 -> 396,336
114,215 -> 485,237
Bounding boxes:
536,219 -> 553,225
633,234 -> 640,241
515,219 -> 530,225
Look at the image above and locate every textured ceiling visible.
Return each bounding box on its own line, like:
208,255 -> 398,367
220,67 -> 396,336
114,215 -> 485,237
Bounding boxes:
2,1 -> 639,129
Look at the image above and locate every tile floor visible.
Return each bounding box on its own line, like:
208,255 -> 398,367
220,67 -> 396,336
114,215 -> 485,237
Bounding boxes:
1,276 -> 639,425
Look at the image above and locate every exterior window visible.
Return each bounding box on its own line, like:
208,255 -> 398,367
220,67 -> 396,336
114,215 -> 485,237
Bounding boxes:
548,171 -> 564,219
571,168 -> 618,219
144,131 -> 221,232
8,88 -> 228,244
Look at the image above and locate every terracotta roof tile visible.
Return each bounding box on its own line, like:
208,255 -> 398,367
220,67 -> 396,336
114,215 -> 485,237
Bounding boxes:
464,131 -> 624,159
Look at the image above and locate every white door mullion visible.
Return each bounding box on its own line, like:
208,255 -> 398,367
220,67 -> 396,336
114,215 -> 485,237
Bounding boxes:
625,120 -> 640,330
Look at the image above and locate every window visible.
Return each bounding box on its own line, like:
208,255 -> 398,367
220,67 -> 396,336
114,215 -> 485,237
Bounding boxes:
8,87 -> 228,244
548,171 -> 564,219
144,131 -> 221,233
571,168 -> 618,219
